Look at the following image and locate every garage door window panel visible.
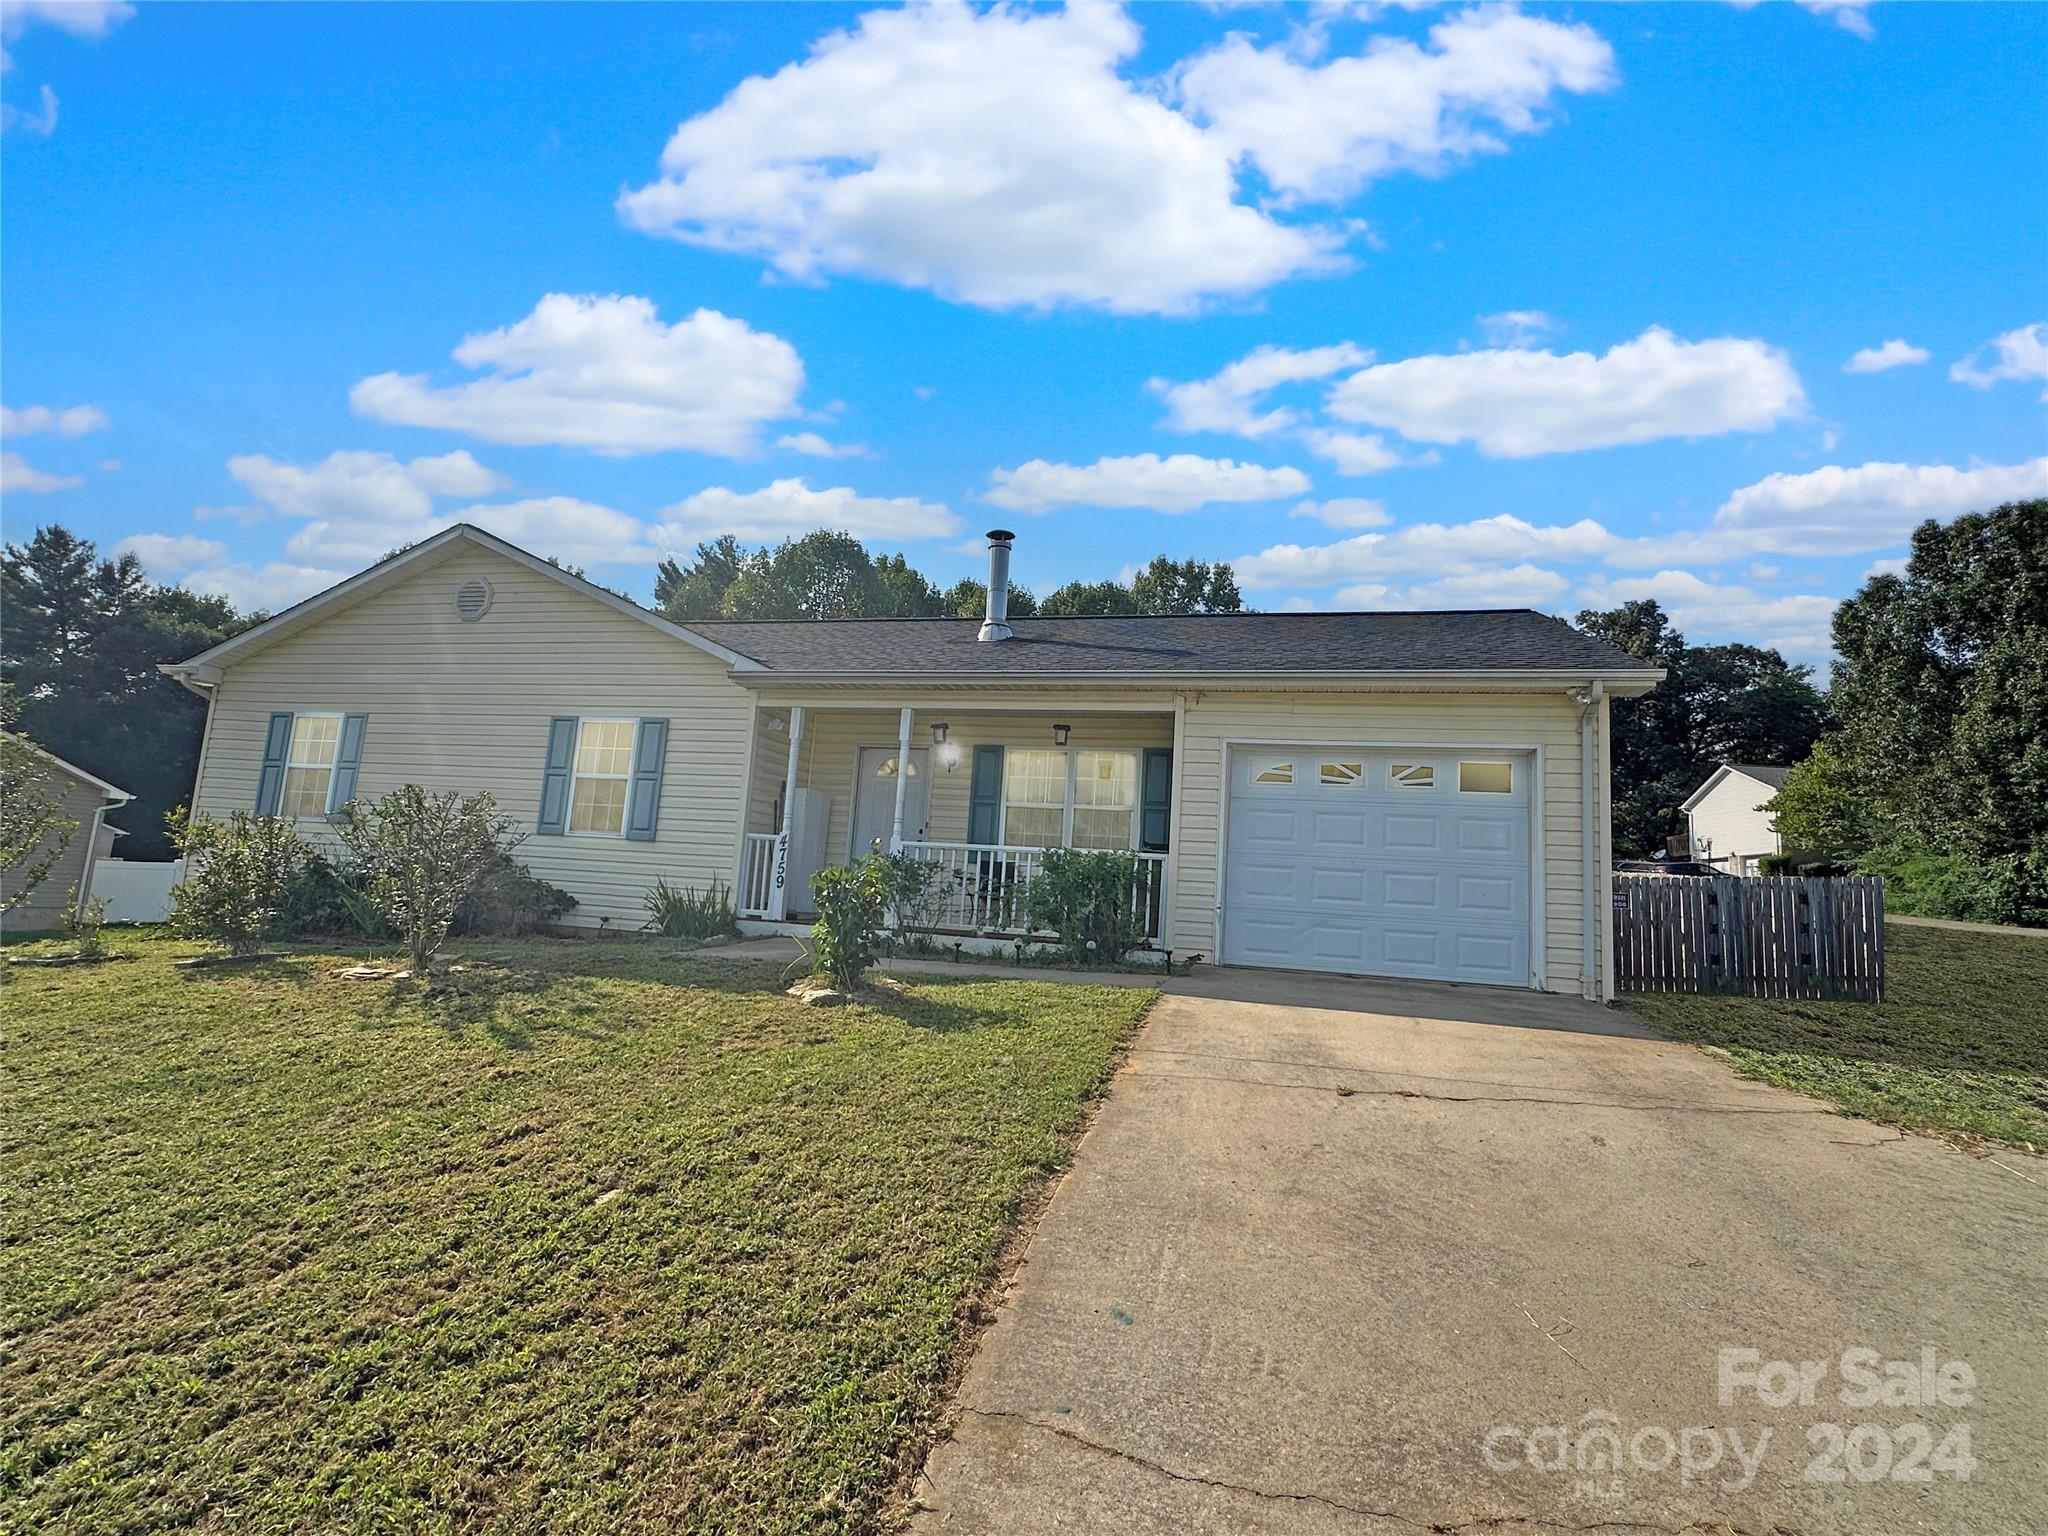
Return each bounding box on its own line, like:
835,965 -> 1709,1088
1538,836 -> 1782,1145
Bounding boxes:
1458,761 -> 1514,795
1389,763 -> 1435,790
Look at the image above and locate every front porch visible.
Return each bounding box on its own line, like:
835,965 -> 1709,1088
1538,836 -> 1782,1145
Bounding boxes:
734,702 -> 1175,943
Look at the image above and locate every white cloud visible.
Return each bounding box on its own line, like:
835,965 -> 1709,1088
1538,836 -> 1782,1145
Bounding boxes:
1,2 -> 135,41
985,453 -> 1310,514
180,562 -> 349,615
1151,343 -> 1369,437
1949,323 -> 2048,398
1335,563 -> 1572,611
1,402 -> 107,438
114,533 -> 228,576
1711,458 -> 2048,555
776,431 -> 868,459
620,3 -> 1337,315
1797,1 -> 1875,40
1325,327 -> 1806,457
229,449 -> 507,524
655,478 -> 959,544
1298,427 -> 1426,476
1176,6 -> 1614,203
0,449 -> 80,491
1290,497 -> 1392,530
620,3 -> 1614,315
1842,338 -> 1928,374
1236,512 -> 1615,589
1,82 -> 56,135
1475,310 -> 1558,347
1862,557 -> 1907,580
1577,570 -> 1839,658
441,497 -> 658,568
351,293 -> 807,456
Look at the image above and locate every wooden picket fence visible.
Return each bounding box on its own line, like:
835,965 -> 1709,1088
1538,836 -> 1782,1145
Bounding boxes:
1615,874 -> 1885,1001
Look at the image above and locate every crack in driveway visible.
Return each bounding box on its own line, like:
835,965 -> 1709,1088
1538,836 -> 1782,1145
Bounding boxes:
1125,1066 -> 1841,1118
951,1407 -> 1799,1535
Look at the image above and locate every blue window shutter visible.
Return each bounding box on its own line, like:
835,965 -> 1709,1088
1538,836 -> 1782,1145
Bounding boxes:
255,712 -> 293,815
1140,747 -> 1172,851
967,745 -> 1004,846
536,716 -> 577,835
329,714 -> 369,812
626,718 -> 669,842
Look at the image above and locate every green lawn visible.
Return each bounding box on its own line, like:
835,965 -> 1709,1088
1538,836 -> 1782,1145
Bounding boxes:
1621,922 -> 2048,1148
0,932 -> 1155,1535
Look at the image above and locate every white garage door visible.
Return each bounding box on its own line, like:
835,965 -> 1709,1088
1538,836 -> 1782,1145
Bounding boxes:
1222,747 -> 1533,986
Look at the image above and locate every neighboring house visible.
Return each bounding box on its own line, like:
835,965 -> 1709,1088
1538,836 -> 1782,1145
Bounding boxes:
161,525 -> 1663,999
1681,763 -> 1793,875
0,734 -> 134,933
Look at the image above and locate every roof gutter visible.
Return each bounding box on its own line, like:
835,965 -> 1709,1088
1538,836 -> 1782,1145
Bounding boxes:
727,666 -> 1666,694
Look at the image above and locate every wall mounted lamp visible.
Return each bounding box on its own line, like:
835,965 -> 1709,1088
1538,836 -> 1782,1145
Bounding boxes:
1053,722 -> 1071,746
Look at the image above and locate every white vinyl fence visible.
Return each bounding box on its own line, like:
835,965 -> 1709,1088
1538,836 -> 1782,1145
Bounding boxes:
87,858 -> 184,924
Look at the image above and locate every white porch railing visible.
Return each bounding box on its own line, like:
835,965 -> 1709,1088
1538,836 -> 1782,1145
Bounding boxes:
739,833 -> 779,918
896,841 -> 1168,942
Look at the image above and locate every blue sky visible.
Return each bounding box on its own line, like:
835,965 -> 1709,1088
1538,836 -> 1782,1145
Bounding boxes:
3,0 -> 2043,661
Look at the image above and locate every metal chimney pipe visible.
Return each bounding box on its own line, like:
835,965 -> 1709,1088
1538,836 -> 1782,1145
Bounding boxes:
978,529 -> 1015,642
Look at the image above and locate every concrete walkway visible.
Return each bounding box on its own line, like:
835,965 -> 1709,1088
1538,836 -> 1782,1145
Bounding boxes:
908,981 -> 2047,1535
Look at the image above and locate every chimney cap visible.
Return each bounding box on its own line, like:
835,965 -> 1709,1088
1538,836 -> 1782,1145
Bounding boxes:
985,528 -> 1015,544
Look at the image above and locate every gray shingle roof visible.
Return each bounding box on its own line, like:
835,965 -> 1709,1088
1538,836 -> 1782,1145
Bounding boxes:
1727,764 -> 1792,788
680,609 -> 1658,677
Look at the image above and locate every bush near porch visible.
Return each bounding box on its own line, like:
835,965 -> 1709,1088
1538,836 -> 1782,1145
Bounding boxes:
0,931 -> 1155,1533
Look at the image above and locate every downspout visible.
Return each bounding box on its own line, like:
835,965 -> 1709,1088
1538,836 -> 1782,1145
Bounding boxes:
74,799 -> 119,920
1574,681 -> 1605,1000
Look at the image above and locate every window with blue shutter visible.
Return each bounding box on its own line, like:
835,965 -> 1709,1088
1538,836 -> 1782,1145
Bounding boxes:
536,716 -> 578,835
255,712 -> 293,815
967,745 -> 1004,846
625,718 -> 669,841
1140,747 -> 1172,851
329,714 -> 369,812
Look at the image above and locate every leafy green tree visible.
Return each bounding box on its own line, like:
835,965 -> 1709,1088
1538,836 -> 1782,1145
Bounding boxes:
1768,739 -> 1873,859
333,786 -> 524,973
870,552 -> 944,617
1816,498 -> 2048,922
2,526 -> 249,859
941,577 -> 1039,620
1573,599 -> 1827,855
1039,580 -> 1142,617
654,535 -> 745,621
1130,555 -> 1243,614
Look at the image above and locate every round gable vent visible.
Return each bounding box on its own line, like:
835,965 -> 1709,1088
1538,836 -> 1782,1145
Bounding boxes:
454,576 -> 494,622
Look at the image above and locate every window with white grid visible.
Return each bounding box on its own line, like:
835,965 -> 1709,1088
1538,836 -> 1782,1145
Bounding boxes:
1002,749 -> 1069,849
569,719 -> 636,834
280,714 -> 342,817
1071,751 -> 1138,850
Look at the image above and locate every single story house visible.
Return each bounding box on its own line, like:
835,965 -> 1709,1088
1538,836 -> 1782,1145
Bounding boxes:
1681,763 -> 1793,875
162,524 -> 1662,998
1,733 -> 134,933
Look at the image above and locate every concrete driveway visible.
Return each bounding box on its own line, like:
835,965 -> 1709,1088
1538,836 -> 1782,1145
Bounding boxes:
912,971 -> 2047,1535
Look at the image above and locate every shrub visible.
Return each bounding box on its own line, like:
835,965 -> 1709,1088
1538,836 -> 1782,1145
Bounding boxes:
1,735 -> 78,916
809,852 -> 892,991
882,849 -> 951,943
168,811 -> 317,955
452,853 -> 577,937
332,786 -> 523,973
644,876 -> 739,940
66,894 -> 109,959
1020,848 -> 1150,964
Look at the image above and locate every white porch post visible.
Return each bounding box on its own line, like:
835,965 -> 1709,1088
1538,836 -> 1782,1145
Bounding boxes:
888,705 -> 914,853
769,705 -> 804,920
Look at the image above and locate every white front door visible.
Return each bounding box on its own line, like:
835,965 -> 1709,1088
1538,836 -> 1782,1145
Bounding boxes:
851,746 -> 930,860
1221,746 -> 1533,986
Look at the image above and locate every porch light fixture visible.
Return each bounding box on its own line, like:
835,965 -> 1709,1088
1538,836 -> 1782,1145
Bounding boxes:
929,722 -> 949,745
1053,723 -> 1070,746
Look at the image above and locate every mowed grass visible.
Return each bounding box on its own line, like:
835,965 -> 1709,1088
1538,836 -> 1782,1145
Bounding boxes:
0,932 -> 1155,1534
1622,922 -> 2048,1148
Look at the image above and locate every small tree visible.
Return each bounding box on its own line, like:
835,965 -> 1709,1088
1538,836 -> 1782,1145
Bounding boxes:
1,734 -> 78,917
809,852 -> 892,991
333,786 -> 522,974
168,811 -> 316,955
1021,849 -> 1150,963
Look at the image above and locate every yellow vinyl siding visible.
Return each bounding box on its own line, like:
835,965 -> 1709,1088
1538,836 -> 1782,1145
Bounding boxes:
0,771 -> 108,933
189,545 -> 756,927
1170,690 -> 1589,994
